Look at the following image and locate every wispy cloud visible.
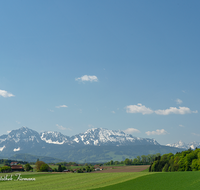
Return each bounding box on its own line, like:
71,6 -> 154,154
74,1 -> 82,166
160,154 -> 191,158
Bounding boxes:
56,105 -> 68,108
126,103 -> 198,115
0,90 -> 15,97
111,111 -> 115,114
125,103 -> 154,115
16,121 -> 21,124
124,128 -> 140,134
88,124 -> 94,128
56,124 -> 72,131
179,124 -> 184,127
56,124 -> 66,130
191,133 -> 200,137
155,107 -> 197,115
75,75 -> 98,82
146,129 -> 169,135
49,109 -> 54,112
175,99 -> 183,104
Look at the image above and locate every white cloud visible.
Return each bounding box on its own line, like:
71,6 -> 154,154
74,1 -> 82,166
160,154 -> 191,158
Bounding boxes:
125,103 -> 154,115
56,124 -> 72,131
176,99 -> 183,104
146,129 -> 169,136
179,124 -> 184,127
56,124 -> 66,130
111,111 -> 115,114
155,106 -> 198,115
0,90 -> 14,97
49,109 -> 54,112
124,128 -> 140,134
126,103 -> 198,115
16,121 -> 21,124
56,105 -> 68,108
75,75 -> 98,82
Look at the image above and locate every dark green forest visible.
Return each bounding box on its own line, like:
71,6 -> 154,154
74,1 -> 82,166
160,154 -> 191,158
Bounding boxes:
149,148 -> 200,172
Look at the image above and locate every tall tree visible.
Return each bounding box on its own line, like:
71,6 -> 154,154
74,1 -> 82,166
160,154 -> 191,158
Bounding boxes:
40,164 -> 49,172
24,163 -> 33,171
58,164 -> 62,172
36,161 -> 46,171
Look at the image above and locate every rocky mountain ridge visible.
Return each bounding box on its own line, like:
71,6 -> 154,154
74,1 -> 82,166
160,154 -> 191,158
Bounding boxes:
0,127 -> 159,152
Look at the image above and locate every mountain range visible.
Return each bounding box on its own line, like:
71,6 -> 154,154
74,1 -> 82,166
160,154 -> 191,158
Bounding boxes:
166,140 -> 200,150
0,126 -> 159,152
0,127 -> 193,162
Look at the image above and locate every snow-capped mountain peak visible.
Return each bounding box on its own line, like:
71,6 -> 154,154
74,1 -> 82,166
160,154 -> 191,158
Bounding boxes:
0,127 -> 161,156
166,140 -> 200,149
6,126 -> 41,143
71,128 -> 159,146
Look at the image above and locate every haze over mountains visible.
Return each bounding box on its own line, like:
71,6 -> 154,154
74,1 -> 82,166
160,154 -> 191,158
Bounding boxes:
0,127 -> 198,162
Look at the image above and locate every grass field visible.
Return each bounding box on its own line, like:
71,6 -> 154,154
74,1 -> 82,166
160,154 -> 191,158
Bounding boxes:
93,171 -> 200,190
1,169 -> 200,190
0,172 -> 151,190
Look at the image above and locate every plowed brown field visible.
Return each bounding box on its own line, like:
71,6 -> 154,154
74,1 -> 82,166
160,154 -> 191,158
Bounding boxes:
94,165 -> 149,173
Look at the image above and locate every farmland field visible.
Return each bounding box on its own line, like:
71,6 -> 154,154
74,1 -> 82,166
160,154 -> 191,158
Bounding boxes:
1,168 -> 200,190
0,172 -> 151,190
95,165 -> 149,173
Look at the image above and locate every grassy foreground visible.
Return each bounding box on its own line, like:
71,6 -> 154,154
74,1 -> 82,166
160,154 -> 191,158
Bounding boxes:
0,172 -> 151,190
94,171 -> 200,190
1,171 -> 200,190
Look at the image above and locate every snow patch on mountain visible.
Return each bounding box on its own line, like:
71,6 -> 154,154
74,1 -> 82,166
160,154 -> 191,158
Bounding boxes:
0,135 -> 7,143
40,131 -> 70,145
0,145 -> 5,151
13,147 -> 20,152
42,138 -> 65,145
73,137 -> 79,143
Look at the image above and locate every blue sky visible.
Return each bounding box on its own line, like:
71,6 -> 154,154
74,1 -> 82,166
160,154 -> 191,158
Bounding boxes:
0,0 -> 200,145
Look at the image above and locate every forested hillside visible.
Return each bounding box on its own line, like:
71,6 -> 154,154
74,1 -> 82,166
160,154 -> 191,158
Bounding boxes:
149,148 -> 200,172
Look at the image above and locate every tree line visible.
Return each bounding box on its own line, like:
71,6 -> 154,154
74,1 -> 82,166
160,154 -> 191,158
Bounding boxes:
104,153 -> 161,166
149,148 -> 200,172
0,159 -> 28,165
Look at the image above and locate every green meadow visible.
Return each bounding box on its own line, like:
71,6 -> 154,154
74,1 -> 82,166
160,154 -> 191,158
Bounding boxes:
94,171 -> 200,190
0,172 -> 150,190
0,171 -> 200,190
